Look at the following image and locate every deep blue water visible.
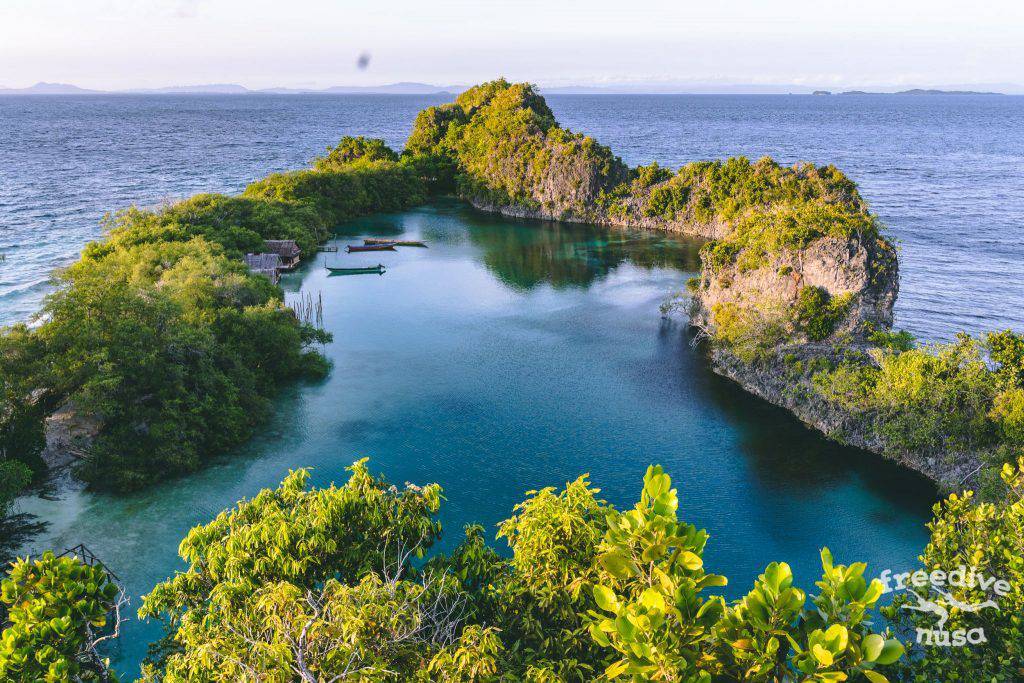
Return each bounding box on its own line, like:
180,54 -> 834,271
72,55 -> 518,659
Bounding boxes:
1,93 -> 1020,674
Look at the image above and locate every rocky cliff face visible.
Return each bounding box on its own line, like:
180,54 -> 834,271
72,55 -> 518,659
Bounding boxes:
690,233 -> 899,340
687,228 -> 981,489
705,345 -> 978,488
41,401 -> 99,469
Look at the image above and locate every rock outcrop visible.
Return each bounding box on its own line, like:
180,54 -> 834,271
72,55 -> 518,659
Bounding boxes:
41,401 -> 100,469
705,345 -> 980,488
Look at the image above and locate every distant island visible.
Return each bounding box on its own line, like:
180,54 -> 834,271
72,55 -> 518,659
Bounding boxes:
0,80 -> 1014,96
814,88 -> 1002,96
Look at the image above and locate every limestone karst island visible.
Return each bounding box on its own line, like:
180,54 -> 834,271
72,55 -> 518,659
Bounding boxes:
1,70 -> 1023,683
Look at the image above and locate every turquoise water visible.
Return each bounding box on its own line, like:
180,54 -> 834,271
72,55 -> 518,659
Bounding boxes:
14,201 -> 935,672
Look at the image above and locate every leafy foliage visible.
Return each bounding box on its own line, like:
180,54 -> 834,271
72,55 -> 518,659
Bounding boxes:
0,552 -> 122,682
0,324 -> 49,479
813,334 -> 1013,460
586,465 -> 728,680
883,458 -> 1024,681
138,462 -> 448,679
405,79 -> 628,217
586,466 -> 902,682
18,458 -> 1024,681
0,460 -> 31,519
710,301 -> 789,362
245,153 -> 425,227
36,238 -> 329,490
126,461 -> 909,681
793,286 -> 853,342
86,193 -> 328,260
313,136 -> 400,170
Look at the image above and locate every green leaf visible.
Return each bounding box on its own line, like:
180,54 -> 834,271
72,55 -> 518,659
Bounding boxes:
862,633 -> 884,662
680,551 -> 703,571
593,585 -> 620,613
605,659 -> 630,679
644,471 -> 671,498
589,622 -> 611,647
812,643 -> 834,666
599,552 -> 636,580
863,670 -> 889,683
639,587 -> 666,612
873,639 -> 904,665
820,547 -> 834,573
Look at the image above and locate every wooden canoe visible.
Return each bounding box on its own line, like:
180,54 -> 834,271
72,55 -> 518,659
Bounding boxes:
326,264 -> 385,275
347,243 -> 395,252
364,238 -> 427,248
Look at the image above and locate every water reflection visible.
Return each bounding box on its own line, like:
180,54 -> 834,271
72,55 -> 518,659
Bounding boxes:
464,214 -> 703,290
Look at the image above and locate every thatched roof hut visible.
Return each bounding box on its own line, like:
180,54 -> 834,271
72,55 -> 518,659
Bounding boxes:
264,240 -> 301,269
244,253 -> 283,284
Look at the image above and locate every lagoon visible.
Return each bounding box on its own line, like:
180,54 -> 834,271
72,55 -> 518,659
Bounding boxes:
14,200 -> 935,672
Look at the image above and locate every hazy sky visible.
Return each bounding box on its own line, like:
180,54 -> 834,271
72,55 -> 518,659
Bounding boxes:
1,0 -> 1021,89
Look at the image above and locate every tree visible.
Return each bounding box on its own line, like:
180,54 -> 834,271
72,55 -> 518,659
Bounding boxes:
0,552 -> 125,682
586,466 -> 902,682
884,457 -> 1024,681
138,462 -> 447,679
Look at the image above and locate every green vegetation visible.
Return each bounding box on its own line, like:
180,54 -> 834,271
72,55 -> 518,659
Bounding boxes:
0,137 -> 425,494
710,301 -> 789,363
406,79 -> 628,215
42,237 -> 331,490
0,552 -> 123,682
404,80 -> 875,271
4,460 -> 917,681
245,152 -> 425,228
87,194 -> 327,261
645,157 -> 863,224
793,286 -> 854,342
2,79 -> 1023,681
883,458 -> 1024,681
11,459 -> 1024,681
812,331 -> 1024,489
0,325 -> 48,515
700,200 -> 883,275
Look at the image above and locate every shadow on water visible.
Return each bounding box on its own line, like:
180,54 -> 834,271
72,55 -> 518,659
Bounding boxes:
460,208 -> 703,291
0,513 -> 49,565
656,322 -> 937,516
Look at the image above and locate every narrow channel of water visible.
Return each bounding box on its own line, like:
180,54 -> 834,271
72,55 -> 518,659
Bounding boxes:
12,201 -> 936,673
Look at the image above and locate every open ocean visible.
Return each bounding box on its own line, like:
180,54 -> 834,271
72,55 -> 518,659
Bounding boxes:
1,93 -> 1022,339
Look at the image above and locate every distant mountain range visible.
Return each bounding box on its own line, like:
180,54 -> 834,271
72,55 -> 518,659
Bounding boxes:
0,81 -> 460,95
813,88 -> 1002,96
0,81 -> 1018,96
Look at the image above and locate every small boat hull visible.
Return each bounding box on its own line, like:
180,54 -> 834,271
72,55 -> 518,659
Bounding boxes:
326,264 -> 385,276
364,238 -> 427,248
347,243 -> 395,252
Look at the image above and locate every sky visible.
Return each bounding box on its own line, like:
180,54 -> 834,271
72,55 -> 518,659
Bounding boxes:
1,0 -> 1022,90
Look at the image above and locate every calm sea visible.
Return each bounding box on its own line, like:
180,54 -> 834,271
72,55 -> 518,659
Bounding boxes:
2,94 -> 1024,339
1,94 -> 1020,673
1,93 -> 1022,338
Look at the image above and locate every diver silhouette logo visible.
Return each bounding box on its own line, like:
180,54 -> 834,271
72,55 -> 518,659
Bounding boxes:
879,567 -> 1008,647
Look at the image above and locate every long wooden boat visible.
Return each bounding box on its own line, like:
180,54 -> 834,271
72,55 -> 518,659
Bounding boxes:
325,264 -> 385,275
364,238 -> 427,248
347,243 -> 395,252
